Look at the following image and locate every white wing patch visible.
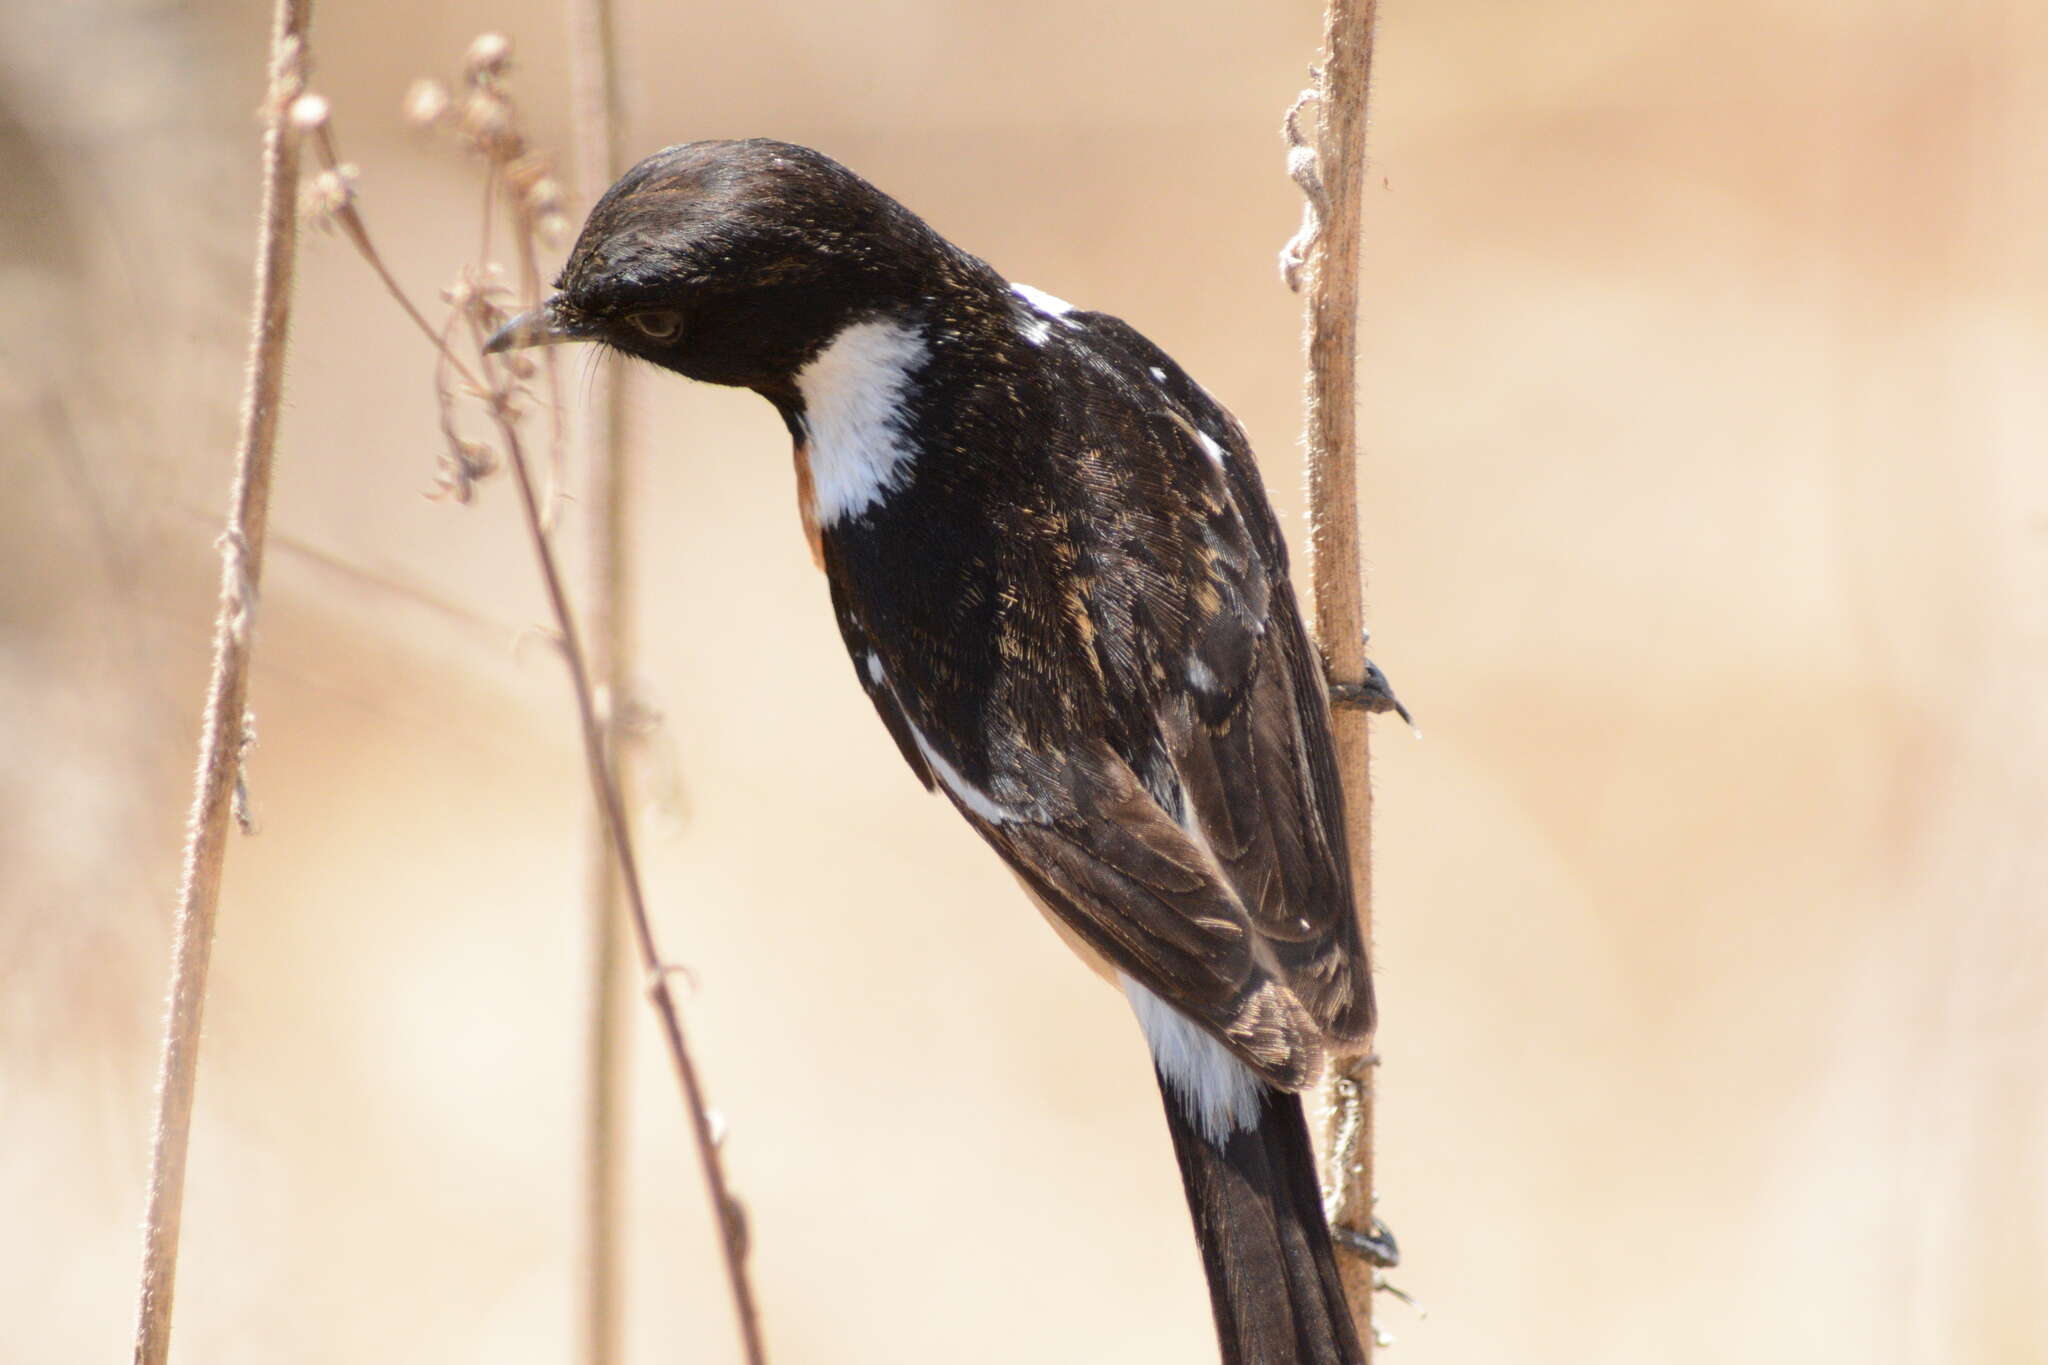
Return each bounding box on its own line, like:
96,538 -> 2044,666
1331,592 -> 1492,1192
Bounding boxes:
1012,282 -> 1080,347
1123,975 -> 1262,1144
909,729 -> 1017,825
865,652 -> 1021,825
795,317 -> 930,526
1012,282 -> 1076,316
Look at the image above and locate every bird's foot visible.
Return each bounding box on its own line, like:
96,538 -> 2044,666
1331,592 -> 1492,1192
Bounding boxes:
1325,631 -> 1414,730
1333,1215 -> 1401,1269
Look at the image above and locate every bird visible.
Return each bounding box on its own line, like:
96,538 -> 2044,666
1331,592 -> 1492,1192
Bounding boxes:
488,139 -> 1377,1364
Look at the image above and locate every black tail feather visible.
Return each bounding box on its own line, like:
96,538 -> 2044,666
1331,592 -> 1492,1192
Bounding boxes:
1156,1075 -> 1366,1365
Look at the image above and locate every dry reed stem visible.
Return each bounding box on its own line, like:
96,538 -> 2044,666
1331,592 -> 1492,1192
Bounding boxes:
563,0 -> 635,1358
133,2 -> 312,1361
301,66 -> 768,1364
1284,0 -> 1387,1353
494,329 -> 772,1365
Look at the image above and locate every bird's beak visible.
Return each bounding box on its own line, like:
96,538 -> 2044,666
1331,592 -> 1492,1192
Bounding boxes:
483,295 -> 588,354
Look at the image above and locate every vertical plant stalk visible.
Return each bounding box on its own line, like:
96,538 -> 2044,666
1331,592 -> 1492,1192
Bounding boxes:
498,399 -> 773,1365
133,3 -> 312,1362
302,89 -> 767,1363
564,1 -> 635,1360
1283,0 -> 1383,1353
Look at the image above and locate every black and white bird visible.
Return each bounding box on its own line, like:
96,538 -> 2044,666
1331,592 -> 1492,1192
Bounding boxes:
489,139 -> 1377,1365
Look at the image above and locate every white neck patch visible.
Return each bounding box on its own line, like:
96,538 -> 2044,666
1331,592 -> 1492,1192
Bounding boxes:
795,316 -> 930,527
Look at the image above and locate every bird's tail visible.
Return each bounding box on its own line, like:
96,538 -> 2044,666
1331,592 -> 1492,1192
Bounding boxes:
1155,1074 -> 1366,1365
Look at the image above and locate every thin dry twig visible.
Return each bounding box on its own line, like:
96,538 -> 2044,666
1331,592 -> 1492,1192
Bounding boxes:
495,322 -> 769,1365
562,0 -> 637,1358
302,53 -> 768,1365
1284,0 -> 1389,1354
133,2 -> 312,1361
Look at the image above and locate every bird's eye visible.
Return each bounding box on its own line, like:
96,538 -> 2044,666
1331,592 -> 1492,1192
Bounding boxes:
626,310 -> 682,341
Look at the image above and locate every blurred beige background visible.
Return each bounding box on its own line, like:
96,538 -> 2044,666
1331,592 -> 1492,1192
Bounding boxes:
5,0 -> 2044,1361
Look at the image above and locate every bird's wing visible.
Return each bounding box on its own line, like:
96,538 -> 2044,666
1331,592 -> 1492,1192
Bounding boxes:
843,308 -> 1370,1084
829,573 -> 935,794
1062,310 -> 1372,1047
974,740 -> 1327,1088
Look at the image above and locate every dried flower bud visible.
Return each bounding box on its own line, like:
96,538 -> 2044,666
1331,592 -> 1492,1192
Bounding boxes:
298,164 -> 359,228
465,33 -> 512,83
432,439 -> 499,504
403,79 -> 450,128
459,90 -> 517,160
501,154 -> 564,226
470,292 -> 508,330
288,93 -> 330,133
525,176 -> 562,217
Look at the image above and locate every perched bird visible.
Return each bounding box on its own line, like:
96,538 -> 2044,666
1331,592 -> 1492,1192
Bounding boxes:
489,139 -> 1376,1364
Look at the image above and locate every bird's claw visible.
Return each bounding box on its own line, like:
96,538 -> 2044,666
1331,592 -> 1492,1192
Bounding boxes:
1327,655 -> 1413,730
1333,1216 -> 1401,1269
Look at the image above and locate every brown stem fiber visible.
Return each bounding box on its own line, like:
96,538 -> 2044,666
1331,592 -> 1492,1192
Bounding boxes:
428,63 -> 768,1346
494,411 -> 769,1365
133,2 -> 312,1362
302,99 -> 768,1357
563,0 -> 636,1358
1286,0 -> 1385,1354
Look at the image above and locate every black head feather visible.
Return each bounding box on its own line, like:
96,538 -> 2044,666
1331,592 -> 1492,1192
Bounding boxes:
547,139 -> 1002,392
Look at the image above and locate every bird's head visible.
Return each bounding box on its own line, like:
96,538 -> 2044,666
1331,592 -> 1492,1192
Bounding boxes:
485,139 -> 987,395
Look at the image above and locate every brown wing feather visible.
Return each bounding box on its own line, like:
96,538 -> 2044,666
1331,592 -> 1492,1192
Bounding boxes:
828,308 -> 1371,1086
1069,322 -> 1373,1050
954,743 -> 1324,1089
1170,585 -> 1373,1044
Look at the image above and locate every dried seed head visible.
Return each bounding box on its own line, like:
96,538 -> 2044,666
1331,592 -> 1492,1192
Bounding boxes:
404,79 -> 451,128
459,89 -> 519,160
523,175 -> 562,222
502,153 -> 562,221
432,438 -> 499,504
442,264 -> 511,321
469,290 -> 509,330
288,93 -> 330,134
299,164 -> 359,229
465,33 -> 512,83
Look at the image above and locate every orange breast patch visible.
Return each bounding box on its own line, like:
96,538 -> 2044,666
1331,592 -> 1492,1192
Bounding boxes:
791,441 -> 824,570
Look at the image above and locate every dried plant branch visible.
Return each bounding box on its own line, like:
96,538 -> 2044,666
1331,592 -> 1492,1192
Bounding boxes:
1283,0 -> 1388,1354
133,2 -> 312,1362
494,320 -> 772,1365
563,0 -> 635,1358
304,54 -> 768,1364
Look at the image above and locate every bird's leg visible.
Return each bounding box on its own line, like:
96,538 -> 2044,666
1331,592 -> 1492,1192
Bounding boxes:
1323,1059 -> 1400,1272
